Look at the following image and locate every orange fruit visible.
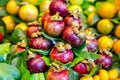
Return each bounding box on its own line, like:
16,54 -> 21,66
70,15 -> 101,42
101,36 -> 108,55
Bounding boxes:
108,69 -> 119,80
22,0 -> 38,4
99,69 -> 109,80
15,22 -> 27,31
2,16 -> 16,33
118,10 -> 120,18
98,36 -> 114,50
87,12 -> 100,25
97,19 -> 114,35
98,2 -> 117,19
19,4 -> 38,22
115,0 -> 120,11
80,76 -> 93,80
114,25 -> 120,38
93,75 -> 100,80
113,40 -> 120,54
87,5 -> 96,13
6,0 -> 20,15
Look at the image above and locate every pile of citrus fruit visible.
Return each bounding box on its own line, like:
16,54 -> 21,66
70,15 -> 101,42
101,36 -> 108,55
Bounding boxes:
0,0 -> 120,80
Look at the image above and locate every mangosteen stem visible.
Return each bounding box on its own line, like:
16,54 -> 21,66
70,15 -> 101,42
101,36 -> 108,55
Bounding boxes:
101,49 -> 113,57
28,19 -> 40,26
55,42 -> 65,52
69,8 -> 80,19
52,63 -> 64,72
50,12 -> 63,21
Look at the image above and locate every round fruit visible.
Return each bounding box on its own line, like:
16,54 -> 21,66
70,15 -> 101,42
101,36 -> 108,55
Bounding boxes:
2,16 -> 16,33
15,22 -> 27,31
69,0 -> 84,5
87,12 -> 99,25
80,76 -> 93,80
108,69 -> 119,80
22,0 -> 38,4
87,5 -> 96,13
113,40 -> 120,54
19,4 -> 38,21
98,36 -> 113,50
93,75 -> 100,80
97,19 -> 114,35
115,0 -> 120,11
98,2 -> 117,19
6,0 -> 20,15
118,10 -> 120,18
114,25 -> 120,38
99,69 -> 109,80
39,0 -> 51,13
0,32 -> 3,42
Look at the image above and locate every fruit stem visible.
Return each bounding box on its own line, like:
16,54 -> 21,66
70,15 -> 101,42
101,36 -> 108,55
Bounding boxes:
50,12 -> 63,21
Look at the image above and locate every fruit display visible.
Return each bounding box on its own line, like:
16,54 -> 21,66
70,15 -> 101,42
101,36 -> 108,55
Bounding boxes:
0,0 -> 120,80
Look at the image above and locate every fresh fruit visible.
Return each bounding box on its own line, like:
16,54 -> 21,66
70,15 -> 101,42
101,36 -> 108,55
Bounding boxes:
108,69 -> 119,80
68,5 -> 83,13
87,5 -> 96,13
29,37 -> 52,50
46,63 -> 69,80
98,2 -> 117,19
98,69 -> 109,80
15,22 -> 27,31
80,76 -> 93,80
19,4 -> 38,21
69,0 -> 84,5
118,10 -> 120,18
6,0 -> 20,15
73,62 -> 88,74
95,54 -> 113,69
22,0 -> 38,4
0,32 -> 3,42
93,75 -> 100,80
50,42 -> 74,64
44,13 -> 65,37
113,40 -> 120,54
2,15 -> 16,33
41,12 -> 50,23
97,19 -> 114,35
98,36 -> 114,50
114,25 -> 120,38
115,0 -> 120,11
49,0 -> 68,17
27,54 -> 47,73
87,12 -> 99,25
39,0 -> 51,13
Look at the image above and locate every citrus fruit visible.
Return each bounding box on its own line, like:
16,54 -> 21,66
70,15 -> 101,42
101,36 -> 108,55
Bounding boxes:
22,0 -> 38,4
97,19 -> 114,35
93,75 -> 100,80
118,10 -> 120,18
15,22 -> 27,31
6,0 -> 20,15
68,5 -> 83,13
114,25 -> 120,38
98,2 -> 117,19
99,69 -> 109,80
113,40 -> 120,54
69,0 -> 84,5
2,16 -> 16,33
115,0 -> 120,11
87,5 -> 96,13
108,69 -> 119,80
39,0 -> 51,13
98,36 -> 114,50
80,76 -> 93,80
87,12 -> 100,25
19,4 -> 38,22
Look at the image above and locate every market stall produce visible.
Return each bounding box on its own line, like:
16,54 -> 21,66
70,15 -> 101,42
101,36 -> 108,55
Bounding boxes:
0,0 -> 120,80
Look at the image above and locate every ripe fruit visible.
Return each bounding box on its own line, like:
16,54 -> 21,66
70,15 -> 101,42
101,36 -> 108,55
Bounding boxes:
19,4 -> 38,21
98,36 -> 114,50
93,75 -> 100,80
114,25 -> 120,38
29,37 -> 52,50
46,63 -> 69,80
97,19 -> 114,35
113,40 -> 120,54
80,76 -> 93,80
22,0 -> 38,4
27,54 -> 47,73
39,0 -> 51,13
99,69 -> 109,80
108,69 -> 119,80
98,2 -> 117,19
6,0 -> 20,15
41,12 -> 50,24
0,32 -> 3,42
2,16 -> 16,33
68,5 -> 83,13
69,0 -> 84,5
73,62 -> 88,74
50,42 -> 74,64
15,22 -> 27,31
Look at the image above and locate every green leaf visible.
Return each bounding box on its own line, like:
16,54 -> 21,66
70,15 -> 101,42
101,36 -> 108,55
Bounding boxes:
30,48 -> 50,56
0,54 -> 4,62
20,62 -> 31,80
12,15 -> 23,23
0,43 -> 11,55
89,66 -> 98,76
69,68 -> 80,80
42,56 -> 51,66
11,28 -> 27,43
0,8 -> 8,16
30,73 -> 45,80
0,0 -> 8,6
110,18 -> 120,24
95,1 -> 104,12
